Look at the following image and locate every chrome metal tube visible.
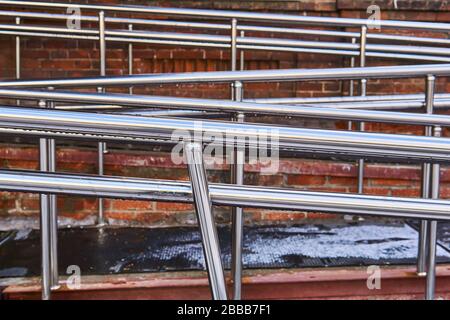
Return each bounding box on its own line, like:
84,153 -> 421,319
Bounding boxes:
348,37 -> 356,98
2,64 -> 450,88
230,19 -> 241,299
418,75 -> 436,276
2,8 -> 450,44
424,126 -> 441,299
116,109 -> 228,119
48,136 -> 58,288
4,24 -> 449,62
98,11 -> 106,88
359,26 -> 367,96
347,38 -> 356,130
106,29 -> 229,43
97,11 -> 106,226
230,18 -> 237,100
0,23 -> 97,35
185,142 -> 228,300
240,31 -> 245,71
14,17 -> 20,106
0,1 -> 449,32
357,26 -> 367,195
237,45 -> 450,62
39,138 -> 51,300
1,106 -> 450,162
426,219 -> 438,300
32,98 -> 450,112
417,162 -> 431,277
0,29 -> 99,40
231,20 -> 237,65
128,24 -> 133,95
97,141 -> 106,227
425,125 -> 442,300
5,89 -> 450,127
2,170 -> 450,221
231,81 -> 244,300
45,95 -> 58,289
248,93 -> 450,105
4,25 -> 450,62
0,10 -> 98,21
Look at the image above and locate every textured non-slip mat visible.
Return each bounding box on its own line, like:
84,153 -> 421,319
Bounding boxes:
0,221 -> 449,278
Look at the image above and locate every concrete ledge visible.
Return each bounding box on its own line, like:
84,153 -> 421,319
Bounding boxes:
3,265 -> 450,300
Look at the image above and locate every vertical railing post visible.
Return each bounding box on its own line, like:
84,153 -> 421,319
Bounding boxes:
97,10 -> 107,227
230,18 -> 238,73
425,125 -> 441,300
349,38 -> 356,98
39,133 -> 51,300
357,25 -> 367,194
98,11 -> 106,85
417,75 -> 435,276
347,37 -> 356,132
46,88 -> 59,289
230,18 -> 244,300
128,24 -> 133,95
15,17 -> 20,106
185,142 -> 228,300
231,81 -> 244,300
240,31 -> 245,71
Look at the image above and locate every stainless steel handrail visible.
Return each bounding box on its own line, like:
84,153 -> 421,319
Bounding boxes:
2,88 -> 450,126
0,169 -> 449,221
0,1 -> 449,31
0,106 -> 449,162
1,64 -> 449,88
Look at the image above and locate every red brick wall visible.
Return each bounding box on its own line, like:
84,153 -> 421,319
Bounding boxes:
0,0 -> 449,228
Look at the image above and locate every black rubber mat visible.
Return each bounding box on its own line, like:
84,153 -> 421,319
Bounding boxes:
0,221 -> 449,278
408,221 -> 450,254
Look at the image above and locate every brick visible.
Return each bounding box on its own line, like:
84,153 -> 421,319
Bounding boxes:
391,188 -> 421,198
370,178 -> 420,187
262,211 -> 307,221
287,174 -> 327,186
155,202 -> 194,212
111,200 -> 153,211
305,212 -> 339,219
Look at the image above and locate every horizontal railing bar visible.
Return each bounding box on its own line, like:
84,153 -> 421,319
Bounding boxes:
1,169 -> 450,221
364,51 -> 450,62
2,31 -> 444,62
54,100 -> 450,113
241,25 -> 450,45
0,106 -> 449,162
107,35 -> 230,48
3,23 -> 450,59
0,29 -> 99,40
305,100 -> 450,111
0,23 -> 98,35
1,64 -> 450,88
3,89 -> 450,126
2,10 -> 449,46
1,29 -> 447,62
0,10 -> 98,21
115,109 -> 229,118
248,93 -> 450,104
304,100 -> 440,110
0,1 -> 449,32
107,29 -> 230,43
237,45 -> 450,62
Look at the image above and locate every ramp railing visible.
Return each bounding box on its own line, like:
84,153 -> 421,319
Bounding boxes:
0,0 -> 450,301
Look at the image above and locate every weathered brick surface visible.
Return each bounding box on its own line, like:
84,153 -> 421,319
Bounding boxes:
0,0 -> 449,227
